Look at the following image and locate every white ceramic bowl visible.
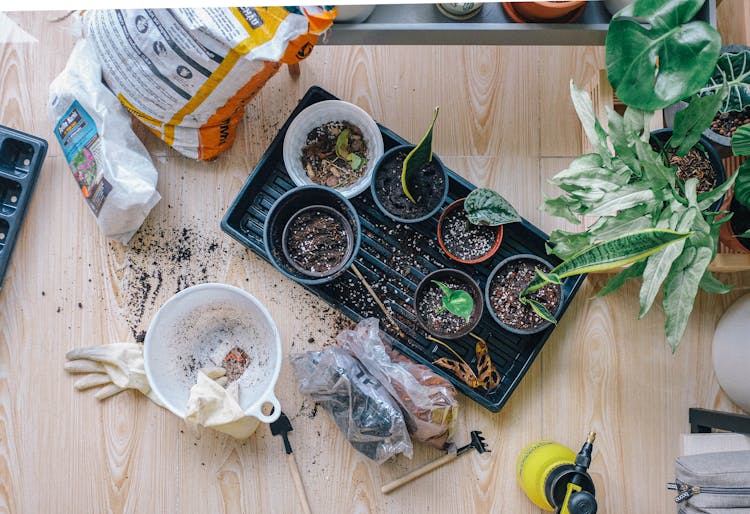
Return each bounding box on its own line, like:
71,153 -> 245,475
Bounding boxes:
143,283 -> 282,427
713,293 -> 750,413
282,100 -> 384,199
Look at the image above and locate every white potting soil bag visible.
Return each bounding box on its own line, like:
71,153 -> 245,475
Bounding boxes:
82,7 -> 336,161
48,38 -> 161,244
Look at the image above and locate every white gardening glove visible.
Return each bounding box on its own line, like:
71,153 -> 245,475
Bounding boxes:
185,368 -> 260,440
64,343 -> 164,407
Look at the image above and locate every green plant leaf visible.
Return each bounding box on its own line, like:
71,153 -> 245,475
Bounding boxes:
699,270 -> 733,294
733,160 -> 750,208
732,125 -> 750,156
464,188 -> 521,226
335,129 -> 351,159
535,268 -> 562,285
698,49 -> 750,112
348,153 -> 364,171
550,153 -> 630,191
638,207 -> 695,318
550,228 -> 692,278
570,81 -> 612,165
737,229 -> 750,239
520,297 -> 557,325
588,185 -> 656,216
696,171 -> 736,211
432,280 -> 474,320
663,245 -> 713,352
596,260 -> 647,297
402,107 -> 439,203
541,195 -> 582,225
605,0 -> 721,111
546,230 -> 594,260
672,91 -> 726,156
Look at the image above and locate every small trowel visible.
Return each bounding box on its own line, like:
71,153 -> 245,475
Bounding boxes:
270,411 -> 312,514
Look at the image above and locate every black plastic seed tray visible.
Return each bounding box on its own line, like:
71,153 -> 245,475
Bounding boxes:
0,126 -> 47,290
222,86 -> 585,412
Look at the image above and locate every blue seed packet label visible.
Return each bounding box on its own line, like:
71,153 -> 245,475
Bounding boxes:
54,100 -> 112,216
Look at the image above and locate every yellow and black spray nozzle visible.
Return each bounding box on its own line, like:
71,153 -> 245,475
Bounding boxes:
517,432 -> 598,514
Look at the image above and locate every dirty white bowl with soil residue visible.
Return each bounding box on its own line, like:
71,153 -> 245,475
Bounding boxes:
283,100 -> 384,199
143,283 -> 281,434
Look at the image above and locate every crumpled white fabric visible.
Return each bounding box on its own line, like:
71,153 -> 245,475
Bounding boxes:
184,371 -> 260,440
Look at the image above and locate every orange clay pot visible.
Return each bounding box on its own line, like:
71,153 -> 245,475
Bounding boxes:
437,198 -> 503,265
719,189 -> 750,254
503,1 -> 587,23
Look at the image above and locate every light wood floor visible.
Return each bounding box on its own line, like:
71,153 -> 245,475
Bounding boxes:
1,7 -> 749,514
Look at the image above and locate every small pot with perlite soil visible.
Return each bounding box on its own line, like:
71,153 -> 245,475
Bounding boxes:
485,255 -> 562,335
264,185 -> 361,285
414,269 -> 483,339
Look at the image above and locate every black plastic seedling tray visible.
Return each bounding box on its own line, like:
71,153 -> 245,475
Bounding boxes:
0,125 -> 47,291
222,86 -> 585,412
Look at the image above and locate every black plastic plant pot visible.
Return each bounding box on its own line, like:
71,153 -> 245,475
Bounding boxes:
282,204 -> 355,278
264,185 -> 361,285
414,268 -> 483,340
485,254 -> 564,336
650,128 -> 726,212
370,144 -> 449,224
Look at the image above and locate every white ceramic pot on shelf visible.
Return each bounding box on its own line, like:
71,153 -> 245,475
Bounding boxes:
334,5 -> 376,23
713,293 -> 750,413
603,0 -> 634,16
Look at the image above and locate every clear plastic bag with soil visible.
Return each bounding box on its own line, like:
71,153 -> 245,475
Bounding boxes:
290,346 -> 413,462
374,150 -> 445,219
488,259 -> 561,331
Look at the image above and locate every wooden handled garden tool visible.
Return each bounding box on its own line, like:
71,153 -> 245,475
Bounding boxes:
270,411 -> 313,514
381,430 -> 490,494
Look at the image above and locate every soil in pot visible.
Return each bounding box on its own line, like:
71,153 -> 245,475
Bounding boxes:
301,120 -> 368,188
417,277 -> 479,336
665,145 -> 717,193
440,205 -> 497,261
284,208 -> 350,274
488,259 -> 561,331
711,107 -> 750,139
375,149 -> 446,219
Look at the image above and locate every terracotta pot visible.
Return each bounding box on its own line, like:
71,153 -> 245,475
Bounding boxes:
503,1 -> 587,23
437,198 -> 503,265
719,190 -> 750,254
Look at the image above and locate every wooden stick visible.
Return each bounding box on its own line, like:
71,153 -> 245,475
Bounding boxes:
286,453 -> 312,514
381,452 -> 458,494
351,264 -> 405,338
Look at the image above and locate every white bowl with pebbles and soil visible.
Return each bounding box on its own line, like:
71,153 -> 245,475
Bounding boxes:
414,269 -> 483,339
485,255 -> 562,335
264,185 -> 361,285
437,198 -> 503,264
283,100 -> 384,199
371,144 -> 448,223
143,283 -> 282,424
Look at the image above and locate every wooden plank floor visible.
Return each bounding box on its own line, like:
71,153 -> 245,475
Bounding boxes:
1,8 -> 748,514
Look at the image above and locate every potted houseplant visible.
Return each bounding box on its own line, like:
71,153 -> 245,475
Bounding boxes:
719,125 -> 750,252
264,185 -> 361,285
437,188 -> 521,264
664,45 -> 750,157
414,268 -> 483,339
371,107 -> 449,223
541,0 -> 748,351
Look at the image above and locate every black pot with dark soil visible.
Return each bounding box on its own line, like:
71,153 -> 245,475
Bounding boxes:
371,144 -> 449,223
414,268 -> 483,339
264,185 -> 361,285
485,255 -> 563,335
651,128 -> 726,211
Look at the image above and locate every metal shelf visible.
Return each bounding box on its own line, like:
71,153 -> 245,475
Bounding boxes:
324,1 -> 716,46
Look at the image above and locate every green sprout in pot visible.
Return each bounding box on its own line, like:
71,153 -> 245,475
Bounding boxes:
335,128 -> 365,172
464,188 -> 521,226
433,280 -> 474,321
402,107 -> 439,203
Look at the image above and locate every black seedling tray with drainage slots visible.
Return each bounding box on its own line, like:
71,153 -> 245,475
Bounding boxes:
0,126 -> 47,291
222,86 -> 585,412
